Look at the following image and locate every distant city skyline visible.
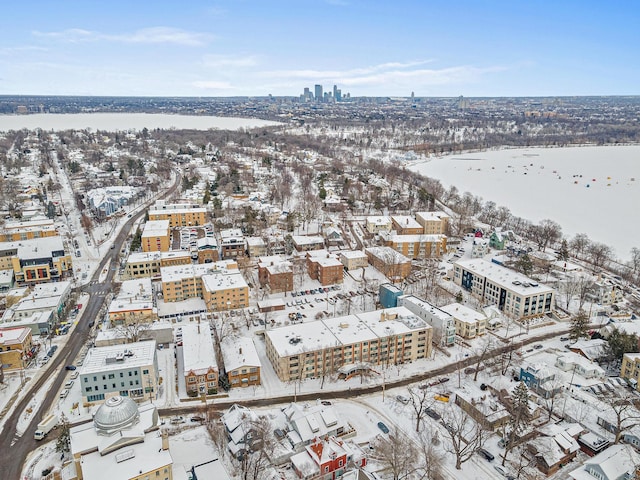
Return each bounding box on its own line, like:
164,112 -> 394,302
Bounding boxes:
1,1 -> 638,97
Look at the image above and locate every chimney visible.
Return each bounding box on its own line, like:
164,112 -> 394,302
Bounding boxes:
239,347 -> 243,355
197,324 -> 200,334
161,429 -> 170,450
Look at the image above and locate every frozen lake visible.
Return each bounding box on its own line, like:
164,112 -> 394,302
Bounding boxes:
408,145 -> 640,261
0,112 -> 279,132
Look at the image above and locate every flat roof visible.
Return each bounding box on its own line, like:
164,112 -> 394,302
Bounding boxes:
391,215 -> 422,229
454,258 -> 554,296
385,233 -> 445,243
366,216 -> 391,225
160,261 -> 236,283
80,341 -> 157,375
201,271 -> 248,293
416,211 -> 450,221
141,220 -> 170,238
0,236 -> 65,260
365,246 -> 411,263
292,235 -> 324,245
339,250 -> 367,259
266,306 -> 429,357
0,326 -> 30,344
398,295 -> 452,321
181,323 -> 217,374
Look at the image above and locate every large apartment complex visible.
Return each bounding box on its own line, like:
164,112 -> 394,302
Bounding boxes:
452,259 -> 555,319
265,307 -> 432,382
0,237 -> 72,284
148,201 -> 207,227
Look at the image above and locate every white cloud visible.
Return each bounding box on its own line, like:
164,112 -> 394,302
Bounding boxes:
202,54 -> 259,68
259,61 -> 505,90
192,80 -> 234,90
32,27 -> 213,46
0,45 -> 48,55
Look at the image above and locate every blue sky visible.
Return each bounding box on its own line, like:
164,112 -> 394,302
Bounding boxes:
1,0 -> 638,97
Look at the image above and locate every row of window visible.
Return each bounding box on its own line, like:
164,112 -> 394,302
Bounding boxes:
85,380 -> 141,392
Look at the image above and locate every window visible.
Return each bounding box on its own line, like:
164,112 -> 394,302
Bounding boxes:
143,369 -> 149,374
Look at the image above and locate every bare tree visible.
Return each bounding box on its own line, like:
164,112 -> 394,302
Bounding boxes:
374,427 -> 419,480
588,242 -> 613,271
407,386 -> 435,432
115,322 -> 150,343
570,233 -> 590,260
602,394 -> 640,444
442,407 -> 487,470
415,427 -> 446,480
472,337 -> 495,382
529,219 -> 562,252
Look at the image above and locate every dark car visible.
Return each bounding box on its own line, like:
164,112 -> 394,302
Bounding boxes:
377,422 -> 389,434
190,416 -> 205,422
478,448 -> 495,462
425,408 -> 441,420
65,365 -> 77,371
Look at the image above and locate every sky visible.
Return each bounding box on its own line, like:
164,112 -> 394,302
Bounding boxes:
1,0 -> 638,97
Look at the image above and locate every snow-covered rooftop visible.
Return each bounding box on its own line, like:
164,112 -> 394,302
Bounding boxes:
81,341 -> 157,375
454,258 -> 553,296
181,323 -> 217,375
220,336 -> 261,372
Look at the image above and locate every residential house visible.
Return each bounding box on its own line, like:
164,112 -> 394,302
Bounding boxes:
528,423 -> 581,475
219,228 -> 246,259
245,237 -> 267,258
365,216 -> 392,235
292,235 -> 325,252
181,323 -> 218,396
568,444 -> 640,480
323,227 -> 344,247
440,303 -> 486,339
220,336 -> 261,388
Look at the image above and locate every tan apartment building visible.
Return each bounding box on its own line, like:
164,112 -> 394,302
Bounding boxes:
0,327 -> 33,370
123,251 -> 192,279
265,307 -> 432,382
416,211 -> 450,235
306,250 -> 344,286
221,336 -> 261,388
391,215 -> 424,235
258,256 -> 293,293
452,258 -> 555,319
440,303 -> 487,339
0,218 -> 58,242
160,261 -> 238,303
621,353 -> 640,391
0,237 -> 72,284
246,237 -> 267,258
202,271 -> 249,311
382,233 -> 447,259
148,201 -> 207,227
108,278 -> 156,326
339,250 -> 369,271
141,220 -> 171,252
365,216 -> 392,235
364,246 -> 412,282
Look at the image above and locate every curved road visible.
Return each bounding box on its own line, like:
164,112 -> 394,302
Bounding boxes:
1,174 -> 180,480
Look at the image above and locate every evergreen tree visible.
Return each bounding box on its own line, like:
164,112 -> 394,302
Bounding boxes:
569,310 -> 590,342
55,413 -> 71,454
501,382 -> 530,466
516,253 -> 533,277
557,239 -> 570,261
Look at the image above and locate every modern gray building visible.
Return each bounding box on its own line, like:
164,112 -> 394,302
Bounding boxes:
79,341 -> 158,404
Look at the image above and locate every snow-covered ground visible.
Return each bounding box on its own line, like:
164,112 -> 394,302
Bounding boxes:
408,145 -> 640,260
0,113 -> 279,132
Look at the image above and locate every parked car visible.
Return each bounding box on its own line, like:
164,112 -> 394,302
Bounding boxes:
190,416 -> 205,422
425,408 -> 441,420
65,365 -> 77,371
478,448 -> 494,462
70,371 -> 79,380
494,465 -> 510,477
377,422 -> 389,434
395,395 -> 410,405
170,416 -> 185,424
59,389 -> 69,399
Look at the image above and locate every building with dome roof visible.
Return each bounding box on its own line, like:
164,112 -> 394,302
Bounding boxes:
67,396 -> 172,480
